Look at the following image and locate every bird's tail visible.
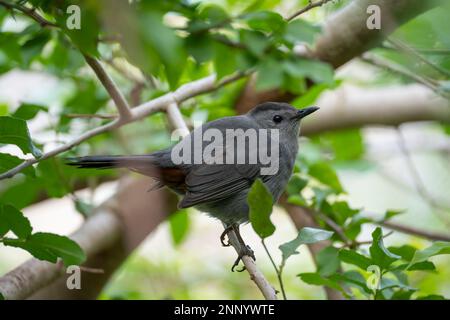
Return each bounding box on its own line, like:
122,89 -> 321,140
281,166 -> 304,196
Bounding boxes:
65,155 -> 158,176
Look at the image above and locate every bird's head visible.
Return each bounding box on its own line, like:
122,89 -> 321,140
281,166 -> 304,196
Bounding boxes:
248,102 -> 319,138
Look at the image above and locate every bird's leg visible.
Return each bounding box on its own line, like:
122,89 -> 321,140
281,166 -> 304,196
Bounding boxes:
220,224 -> 234,247
230,224 -> 256,272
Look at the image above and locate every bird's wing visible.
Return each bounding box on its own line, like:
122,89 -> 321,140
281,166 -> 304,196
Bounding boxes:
179,161 -> 261,208
176,115 -> 274,208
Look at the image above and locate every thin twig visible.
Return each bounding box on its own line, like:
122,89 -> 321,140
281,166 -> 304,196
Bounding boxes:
395,127 -> 450,227
361,54 -> 440,92
314,210 -> 352,246
387,38 -> 450,78
0,0 -> 57,27
380,221 -> 450,242
64,113 -> 118,120
261,239 -> 287,300
287,0 -> 334,21
83,55 -> 132,120
342,231 -> 394,247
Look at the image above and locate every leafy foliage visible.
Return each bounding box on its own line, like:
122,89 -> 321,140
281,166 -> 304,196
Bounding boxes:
0,204 -> 85,266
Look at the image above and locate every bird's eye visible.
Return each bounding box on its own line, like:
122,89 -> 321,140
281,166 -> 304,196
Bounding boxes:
273,115 -> 283,123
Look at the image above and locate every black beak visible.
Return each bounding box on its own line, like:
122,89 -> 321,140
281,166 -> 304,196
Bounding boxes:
292,106 -> 319,120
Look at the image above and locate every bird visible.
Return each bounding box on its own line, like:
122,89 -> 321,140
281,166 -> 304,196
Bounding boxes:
66,102 -> 319,271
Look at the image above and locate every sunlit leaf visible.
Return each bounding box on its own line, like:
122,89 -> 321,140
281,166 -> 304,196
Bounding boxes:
3,232 -> 86,266
169,209 -> 190,246
248,179 -> 274,239
279,227 -> 333,263
0,116 -> 42,158
0,204 -> 32,239
370,227 -> 401,269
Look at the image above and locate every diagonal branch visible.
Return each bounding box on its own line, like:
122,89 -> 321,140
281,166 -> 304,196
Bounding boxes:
0,0 -> 57,27
361,54 -> 445,96
380,221 -> 450,242
387,38 -> 450,78
83,55 -> 132,120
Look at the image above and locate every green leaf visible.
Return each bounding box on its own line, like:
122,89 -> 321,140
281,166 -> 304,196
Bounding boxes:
388,245 -> 417,261
284,19 -> 321,44
0,204 -> 32,239
416,294 -> 446,300
244,11 -> 286,33
370,227 -> 401,269
186,34 -> 214,64
248,179 -> 274,239
318,129 -> 365,162
279,227 -> 333,263
255,58 -> 284,91
408,241 -> 450,268
198,3 -> 229,22
383,209 -> 405,221
214,43 -> 238,80
291,82 -> 337,108
334,270 -> 372,295
391,289 -> 415,300
0,153 -> 35,177
330,201 -> 359,225
407,261 -> 436,271
339,249 -> 373,270
316,246 -> 340,277
3,232 -> 86,266
298,272 -> 344,292
286,175 -> 307,195
0,292 -> 4,300
138,12 -> 186,89
239,29 -> 269,57
59,7 -> 99,56
12,103 -> 47,120
0,116 -> 42,158
74,199 -> 94,217
287,194 -> 307,206
169,209 -> 190,246
308,161 -> 344,193
283,59 -> 334,84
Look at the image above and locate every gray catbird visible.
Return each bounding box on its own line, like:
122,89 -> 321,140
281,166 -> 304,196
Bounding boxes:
67,102 -> 318,270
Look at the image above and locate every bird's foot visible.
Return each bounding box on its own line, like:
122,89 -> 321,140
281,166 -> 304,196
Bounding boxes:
231,244 -> 256,272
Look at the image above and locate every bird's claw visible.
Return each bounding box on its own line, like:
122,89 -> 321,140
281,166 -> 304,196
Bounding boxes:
231,245 -> 256,272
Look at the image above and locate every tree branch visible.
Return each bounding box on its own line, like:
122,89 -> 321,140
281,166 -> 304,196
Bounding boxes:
226,231 -> 278,300
361,54 -> 445,97
387,38 -> 450,78
0,0 -> 57,27
380,221 -> 450,242
83,55 -> 132,120
287,0 -> 334,21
